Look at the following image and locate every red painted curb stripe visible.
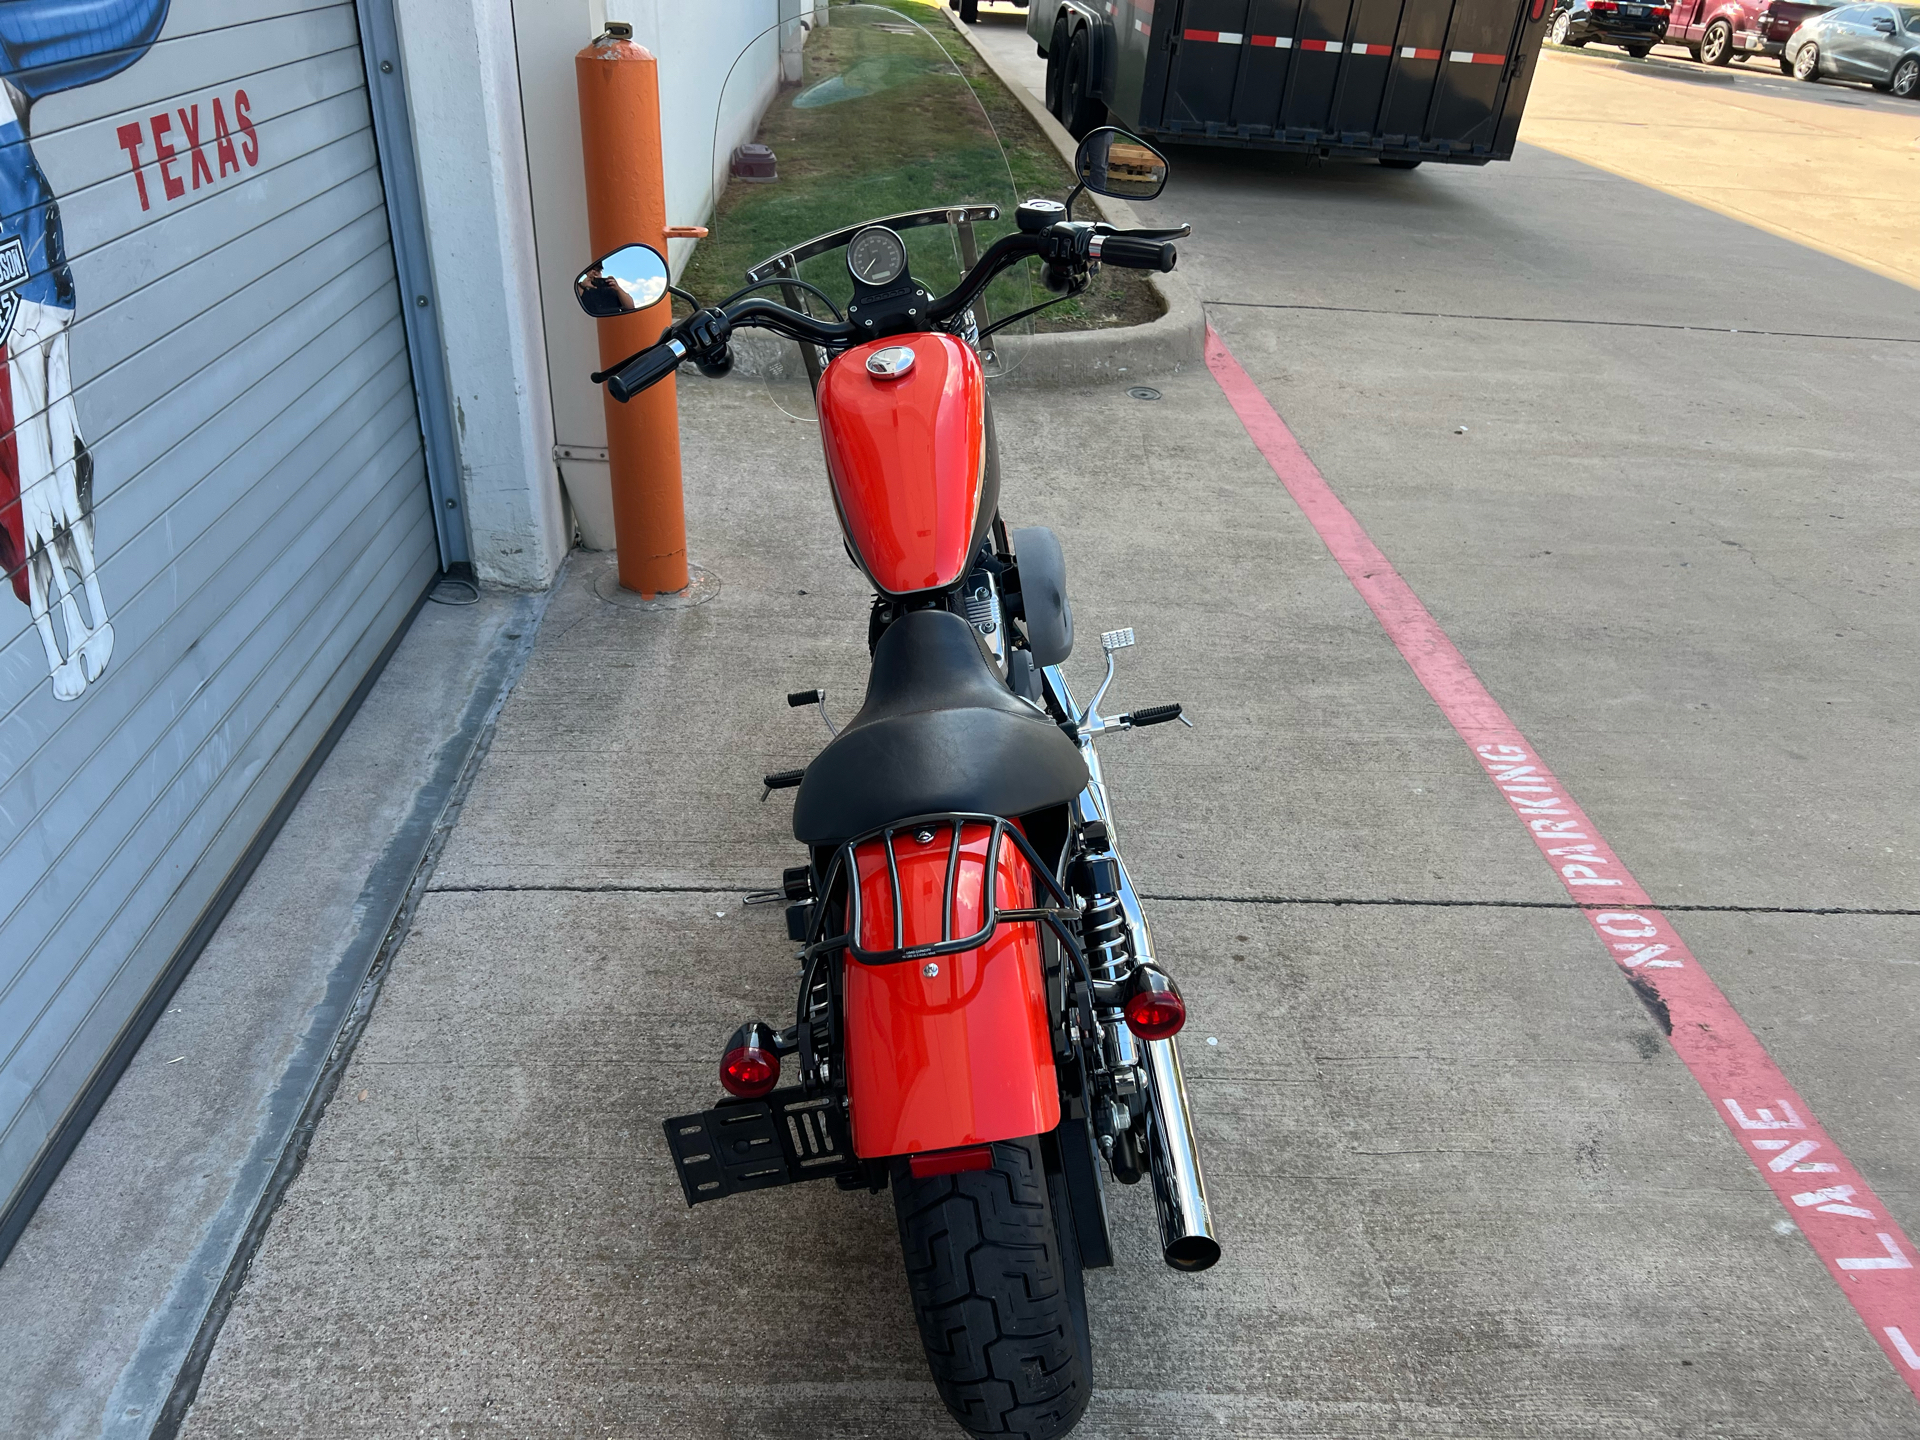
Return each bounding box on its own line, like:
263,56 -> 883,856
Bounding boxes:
1203,324 -> 1920,1399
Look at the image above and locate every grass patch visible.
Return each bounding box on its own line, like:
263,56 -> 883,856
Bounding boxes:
680,0 -> 1160,334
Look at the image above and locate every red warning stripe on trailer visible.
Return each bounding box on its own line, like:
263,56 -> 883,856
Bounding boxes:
1186,29 -> 1463,58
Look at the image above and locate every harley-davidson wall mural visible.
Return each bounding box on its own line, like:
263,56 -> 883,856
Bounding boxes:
0,0 -> 172,701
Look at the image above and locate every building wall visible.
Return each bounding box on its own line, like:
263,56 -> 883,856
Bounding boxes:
393,0 -> 569,589
513,0 -> 786,547
0,0 -> 440,1235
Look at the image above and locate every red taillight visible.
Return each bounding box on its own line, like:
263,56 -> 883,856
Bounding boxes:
1123,968 -> 1187,1041
908,1145 -> 996,1178
720,1044 -> 779,1098
719,1021 -> 782,1098
1589,2 -> 1618,12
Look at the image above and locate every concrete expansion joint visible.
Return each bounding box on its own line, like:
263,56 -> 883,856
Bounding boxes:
426,882 -> 740,895
426,882 -> 1915,917
1140,893 -> 1920,916
1204,298 -> 1920,346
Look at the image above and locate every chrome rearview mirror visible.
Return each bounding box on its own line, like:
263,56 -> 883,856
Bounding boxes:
574,243 -> 670,317
1073,127 -> 1169,201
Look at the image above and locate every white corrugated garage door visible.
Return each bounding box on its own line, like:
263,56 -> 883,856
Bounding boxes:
0,0 -> 447,1235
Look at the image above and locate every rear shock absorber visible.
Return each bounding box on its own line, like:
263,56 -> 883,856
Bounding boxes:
1073,823 -> 1147,1182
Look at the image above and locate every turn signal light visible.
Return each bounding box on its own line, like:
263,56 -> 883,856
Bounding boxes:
1122,967 -> 1186,1041
719,1020 -> 781,1099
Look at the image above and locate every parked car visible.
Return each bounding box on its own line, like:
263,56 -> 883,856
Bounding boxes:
1786,1 -> 1920,88
1667,0 -> 1834,63
1549,0 -> 1671,55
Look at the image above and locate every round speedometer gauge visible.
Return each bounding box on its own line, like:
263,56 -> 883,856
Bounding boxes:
847,226 -> 908,287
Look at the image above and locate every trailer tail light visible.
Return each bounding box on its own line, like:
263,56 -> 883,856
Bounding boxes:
908,1145 -> 996,1178
1123,967 -> 1187,1041
719,1021 -> 781,1099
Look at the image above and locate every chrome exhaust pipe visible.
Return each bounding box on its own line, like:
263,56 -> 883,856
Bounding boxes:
1141,1031 -> 1220,1271
1043,659 -> 1221,1272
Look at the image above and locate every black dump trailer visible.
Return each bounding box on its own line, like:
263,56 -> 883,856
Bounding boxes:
1028,0 -> 1555,165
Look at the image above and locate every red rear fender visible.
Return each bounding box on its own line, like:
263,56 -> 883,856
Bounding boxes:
841,822 -> 1060,1158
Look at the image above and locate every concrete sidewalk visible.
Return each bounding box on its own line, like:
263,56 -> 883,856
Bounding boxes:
0,583 -> 543,1440
169,362 -> 1915,1436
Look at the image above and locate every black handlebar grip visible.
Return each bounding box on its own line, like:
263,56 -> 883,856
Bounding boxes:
763,769 -> 805,790
1094,235 -> 1178,273
1127,704 -> 1184,728
606,337 -> 686,402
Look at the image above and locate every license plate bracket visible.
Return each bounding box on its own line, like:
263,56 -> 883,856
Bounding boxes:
663,1087 -> 860,1206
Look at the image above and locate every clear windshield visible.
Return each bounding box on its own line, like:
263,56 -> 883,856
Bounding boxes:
683,4 -> 1032,416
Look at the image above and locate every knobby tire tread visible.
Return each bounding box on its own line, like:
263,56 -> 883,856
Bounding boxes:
892,1137 -> 1091,1440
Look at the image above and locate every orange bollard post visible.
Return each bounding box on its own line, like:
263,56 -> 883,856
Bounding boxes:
576,24 -> 689,598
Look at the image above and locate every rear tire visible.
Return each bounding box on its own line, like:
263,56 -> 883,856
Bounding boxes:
892,1137 -> 1092,1440
1700,17 -> 1733,63
1793,39 -> 1820,78
1624,42 -> 1651,56
1548,9 -> 1572,43
961,0 -> 979,22
1379,156 -> 1423,168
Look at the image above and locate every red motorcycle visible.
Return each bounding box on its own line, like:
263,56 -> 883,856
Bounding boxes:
574,16 -> 1216,1437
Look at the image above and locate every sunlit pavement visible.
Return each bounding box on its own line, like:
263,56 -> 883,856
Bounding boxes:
1524,46 -> 1920,288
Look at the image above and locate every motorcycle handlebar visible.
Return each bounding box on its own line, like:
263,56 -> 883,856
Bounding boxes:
605,334 -> 690,403
597,223 -> 1181,401
1089,234 -> 1178,273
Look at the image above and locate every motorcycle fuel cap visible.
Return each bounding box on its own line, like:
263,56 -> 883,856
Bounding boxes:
865,345 -> 915,379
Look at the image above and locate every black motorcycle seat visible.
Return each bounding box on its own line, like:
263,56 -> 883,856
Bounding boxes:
792,609 -> 1089,845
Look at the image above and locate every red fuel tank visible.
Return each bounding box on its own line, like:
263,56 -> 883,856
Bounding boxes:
816,333 -> 988,597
